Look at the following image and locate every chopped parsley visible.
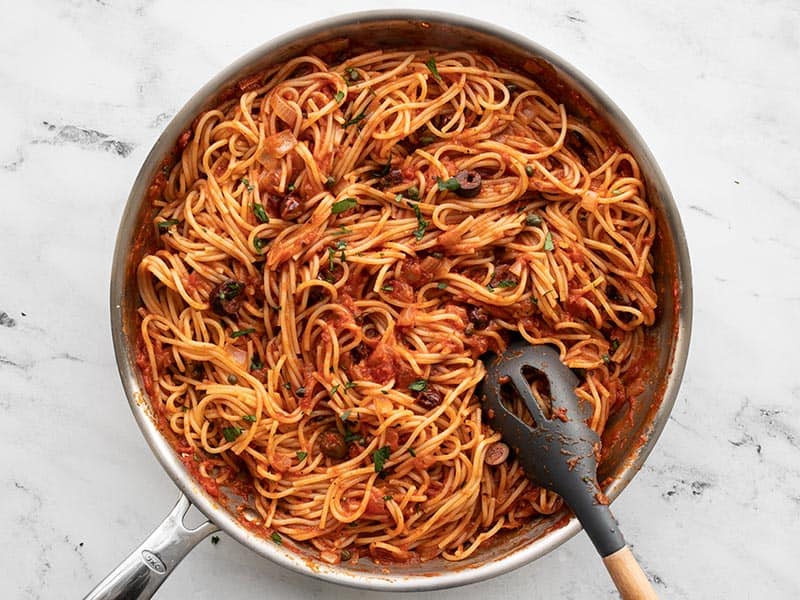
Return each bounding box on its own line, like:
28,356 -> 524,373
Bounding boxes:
336,226 -> 352,235
344,430 -> 364,443
334,90 -> 345,103
381,284 -> 394,292
425,57 -> 443,82
330,384 -> 340,395
327,247 -> 337,272
243,414 -> 257,423
331,198 -> 357,214
296,451 -> 307,461
437,282 -> 448,289
241,177 -> 254,191
409,380 -> 428,392
344,381 -> 357,390
407,185 -> 420,200
544,231 -> 555,251
157,218 -> 180,232
602,354 -> 611,364
253,237 -> 269,253
383,495 -> 393,501
222,427 -> 243,442
436,176 -> 460,192
419,135 -> 436,145
611,339 -> 620,351
372,445 -> 391,473
250,357 -> 263,370
343,111 -> 367,128
408,201 -> 428,241
495,280 -> 517,288
252,202 -> 269,223
287,182 -> 295,192
231,328 -> 255,338
526,213 -> 542,226
271,532 -> 282,545
341,409 -> 352,421
408,448 -> 416,457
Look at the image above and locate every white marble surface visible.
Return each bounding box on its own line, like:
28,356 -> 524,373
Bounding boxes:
1,1 -> 798,598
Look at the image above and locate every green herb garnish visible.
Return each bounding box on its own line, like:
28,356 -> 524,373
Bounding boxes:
419,135 -> 436,145
334,90 -> 345,103
425,57 -> 442,82
253,237 -> 269,252
409,380 -> 428,392
341,409 -> 352,421
231,328 -> 255,338
381,284 -> 394,292
344,430 -> 364,443
296,451 -> 307,460
331,198 -> 357,214
344,381 -> 357,390
250,357 -> 263,370
157,218 -> 180,232
436,176 -> 460,192
602,354 -> 611,364
408,201 -> 428,240
241,177 -> 254,191
243,414 -> 256,423
330,384 -> 340,395
544,232 -> 555,251
408,448 -> 416,457
372,445 -> 391,473
383,495 -> 393,501
271,532 -> 282,544
222,427 -> 242,442
252,202 -> 269,223
407,185 -> 420,200
495,280 -> 517,288
524,165 -> 534,177
344,111 -> 367,128
437,282 -> 447,289
611,339 -> 620,351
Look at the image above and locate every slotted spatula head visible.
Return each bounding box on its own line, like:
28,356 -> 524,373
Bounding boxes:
479,340 -> 624,556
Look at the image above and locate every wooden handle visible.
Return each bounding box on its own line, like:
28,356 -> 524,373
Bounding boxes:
602,546 -> 659,600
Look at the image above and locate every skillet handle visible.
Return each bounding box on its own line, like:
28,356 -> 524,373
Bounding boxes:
83,494 -> 218,600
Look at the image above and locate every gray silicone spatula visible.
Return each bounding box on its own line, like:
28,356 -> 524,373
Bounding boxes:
479,340 -> 658,600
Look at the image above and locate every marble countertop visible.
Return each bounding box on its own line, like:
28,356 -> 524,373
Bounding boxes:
2,1 -> 798,598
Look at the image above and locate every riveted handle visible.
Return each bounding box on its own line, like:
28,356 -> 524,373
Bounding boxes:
83,495 -> 218,600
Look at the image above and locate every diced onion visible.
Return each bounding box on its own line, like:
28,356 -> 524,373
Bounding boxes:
226,345 -> 247,367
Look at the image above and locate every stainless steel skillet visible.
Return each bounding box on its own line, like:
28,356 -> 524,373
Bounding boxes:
88,10 -> 692,599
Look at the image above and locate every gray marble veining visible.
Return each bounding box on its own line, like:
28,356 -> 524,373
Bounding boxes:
2,1 -> 799,598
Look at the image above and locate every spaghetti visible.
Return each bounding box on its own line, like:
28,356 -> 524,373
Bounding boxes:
135,48 -> 657,565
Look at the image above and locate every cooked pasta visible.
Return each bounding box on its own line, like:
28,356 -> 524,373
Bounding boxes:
135,48 -> 657,565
